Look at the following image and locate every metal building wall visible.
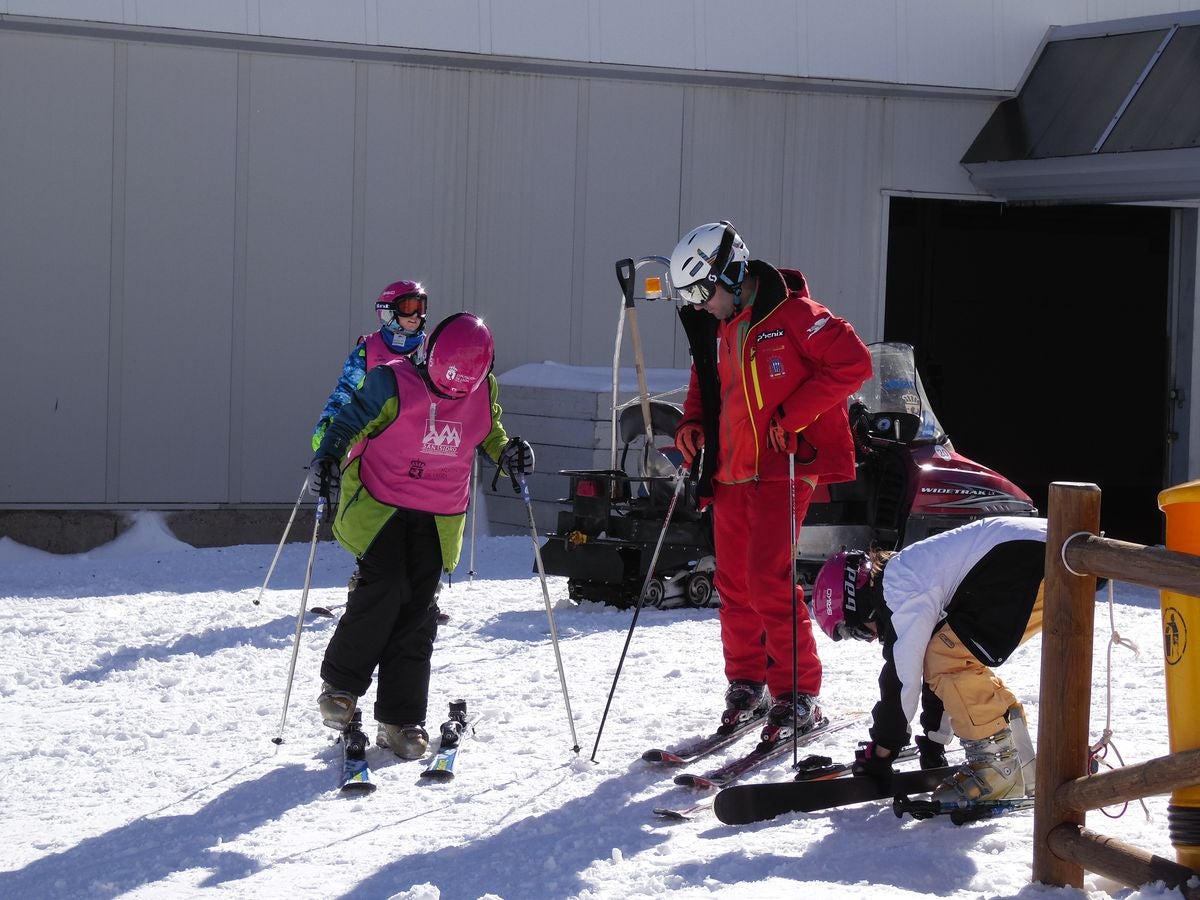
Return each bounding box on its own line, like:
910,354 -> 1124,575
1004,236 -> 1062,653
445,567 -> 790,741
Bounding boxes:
0,21 -> 1001,517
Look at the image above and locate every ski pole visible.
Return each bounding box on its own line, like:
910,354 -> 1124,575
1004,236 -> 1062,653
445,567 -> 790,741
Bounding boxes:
252,476 -> 308,607
271,494 -> 326,746
517,471 -> 581,754
591,465 -> 689,762
469,453 -> 479,581
788,450 -> 799,767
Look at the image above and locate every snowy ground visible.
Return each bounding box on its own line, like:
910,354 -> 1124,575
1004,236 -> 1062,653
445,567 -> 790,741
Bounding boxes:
0,512 -> 1188,900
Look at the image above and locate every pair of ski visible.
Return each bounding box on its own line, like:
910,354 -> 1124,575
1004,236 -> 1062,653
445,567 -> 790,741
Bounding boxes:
647,713 -> 867,820
712,759 -> 961,824
646,712 -> 968,823
337,699 -> 480,793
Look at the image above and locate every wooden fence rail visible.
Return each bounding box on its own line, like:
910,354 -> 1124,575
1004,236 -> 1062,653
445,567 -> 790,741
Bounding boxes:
1034,481 -> 1200,896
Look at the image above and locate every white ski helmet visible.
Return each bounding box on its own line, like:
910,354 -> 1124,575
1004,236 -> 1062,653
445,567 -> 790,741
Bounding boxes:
669,221 -> 749,305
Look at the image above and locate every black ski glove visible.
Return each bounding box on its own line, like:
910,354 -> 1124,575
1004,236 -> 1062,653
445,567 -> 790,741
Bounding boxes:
308,455 -> 340,501
851,741 -> 895,784
915,734 -> 949,769
498,437 -> 535,477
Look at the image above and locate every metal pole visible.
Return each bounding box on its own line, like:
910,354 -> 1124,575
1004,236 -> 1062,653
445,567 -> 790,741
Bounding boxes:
252,477 -> 308,607
271,495 -> 326,746
591,466 -> 689,761
469,453 -> 479,581
519,473 -> 581,753
788,451 -> 800,766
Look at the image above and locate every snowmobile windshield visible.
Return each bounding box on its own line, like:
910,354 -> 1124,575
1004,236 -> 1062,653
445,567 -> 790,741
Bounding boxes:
850,342 -> 946,444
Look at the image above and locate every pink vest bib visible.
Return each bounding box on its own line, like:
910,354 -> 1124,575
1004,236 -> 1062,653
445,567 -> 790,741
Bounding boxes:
356,358 -> 490,515
361,331 -> 392,371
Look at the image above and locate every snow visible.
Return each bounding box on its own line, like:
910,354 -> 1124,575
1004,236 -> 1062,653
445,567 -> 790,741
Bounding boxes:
0,512 -> 1189,900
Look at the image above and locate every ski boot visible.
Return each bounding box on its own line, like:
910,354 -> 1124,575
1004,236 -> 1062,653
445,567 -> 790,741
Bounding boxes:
931,725 -> 1023,803
377,723 -> 430,760
318,682 -> 358,730
721,680 -> 769,730
761,693 -> 819,744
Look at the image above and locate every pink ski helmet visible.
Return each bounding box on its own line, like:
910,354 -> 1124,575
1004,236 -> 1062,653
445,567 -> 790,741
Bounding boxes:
812,550 -> 875,641
424,312 -> 494,399
375,280 -> 428,336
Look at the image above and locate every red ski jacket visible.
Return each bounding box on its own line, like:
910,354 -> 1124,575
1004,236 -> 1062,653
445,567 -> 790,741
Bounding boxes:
679,261 -> 871,492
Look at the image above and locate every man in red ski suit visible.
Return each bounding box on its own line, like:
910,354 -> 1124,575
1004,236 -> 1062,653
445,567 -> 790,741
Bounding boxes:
670,221 -> 872,739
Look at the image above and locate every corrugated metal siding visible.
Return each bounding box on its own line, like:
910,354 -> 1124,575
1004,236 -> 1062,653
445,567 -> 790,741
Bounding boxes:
575,80 -> 685,368
0,23 -> 1003,513
238,54 -> 358,501
0,32 -> 114,503
119,43 -> 238,503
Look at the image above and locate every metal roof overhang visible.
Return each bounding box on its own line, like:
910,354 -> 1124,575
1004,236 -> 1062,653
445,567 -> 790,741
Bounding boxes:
962,11 -> 1200,203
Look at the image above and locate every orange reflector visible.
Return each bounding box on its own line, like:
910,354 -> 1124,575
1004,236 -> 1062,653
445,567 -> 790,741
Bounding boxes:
644,276 -> 662,299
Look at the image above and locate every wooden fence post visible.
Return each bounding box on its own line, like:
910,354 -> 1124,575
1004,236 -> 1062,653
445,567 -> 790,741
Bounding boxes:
1033,482 -> 1101,888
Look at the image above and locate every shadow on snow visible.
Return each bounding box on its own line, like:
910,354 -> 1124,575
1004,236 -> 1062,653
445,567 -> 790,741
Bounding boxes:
0,762 -> 324,899
64,613 -> 336,683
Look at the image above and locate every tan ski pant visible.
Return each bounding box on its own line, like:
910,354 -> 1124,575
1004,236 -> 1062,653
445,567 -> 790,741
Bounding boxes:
921,583 -> 1044,741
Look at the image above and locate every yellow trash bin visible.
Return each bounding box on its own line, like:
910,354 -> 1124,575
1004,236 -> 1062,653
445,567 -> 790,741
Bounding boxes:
1157,480 -> 1200,869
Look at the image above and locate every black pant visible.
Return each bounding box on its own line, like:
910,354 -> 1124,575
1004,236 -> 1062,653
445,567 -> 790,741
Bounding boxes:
320,507 -> 443,726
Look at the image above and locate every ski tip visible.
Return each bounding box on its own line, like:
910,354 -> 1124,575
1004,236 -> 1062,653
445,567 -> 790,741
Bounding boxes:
419,769 -> 455,783
672,774 -> 717,791
310,606 -> 334,617
652,807 -> 692,821
341,781 -> 377,795
712,788 -> 778,826
642,749 -> 685,765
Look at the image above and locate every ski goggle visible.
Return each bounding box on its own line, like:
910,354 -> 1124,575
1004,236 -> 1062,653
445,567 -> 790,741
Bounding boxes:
376,293 -> 427,319
677,280 -> 716,306
377,296 -> 426,333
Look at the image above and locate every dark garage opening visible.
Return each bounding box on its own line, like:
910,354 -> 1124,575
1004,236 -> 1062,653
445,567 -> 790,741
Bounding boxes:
884,197 -> 1171,546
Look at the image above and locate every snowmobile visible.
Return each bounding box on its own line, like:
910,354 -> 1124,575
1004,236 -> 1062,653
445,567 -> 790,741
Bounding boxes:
538,256 -> 717,610
794,340 -> 1038,583
539,259 -> 1037,608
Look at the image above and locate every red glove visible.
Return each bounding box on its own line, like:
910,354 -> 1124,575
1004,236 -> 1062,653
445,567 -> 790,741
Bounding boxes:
767,417 -> 799,454
675,422 -> 704,465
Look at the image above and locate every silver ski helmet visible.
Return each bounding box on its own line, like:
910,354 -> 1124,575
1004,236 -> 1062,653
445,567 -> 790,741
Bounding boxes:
424,312 -> 494,399
669,221 -> 749,305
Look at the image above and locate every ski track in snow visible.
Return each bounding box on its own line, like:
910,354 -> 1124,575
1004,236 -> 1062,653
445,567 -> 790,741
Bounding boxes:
0,513 -> 1186,900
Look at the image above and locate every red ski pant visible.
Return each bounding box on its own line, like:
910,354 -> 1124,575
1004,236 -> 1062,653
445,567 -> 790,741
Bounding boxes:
711,478 -> 821,698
